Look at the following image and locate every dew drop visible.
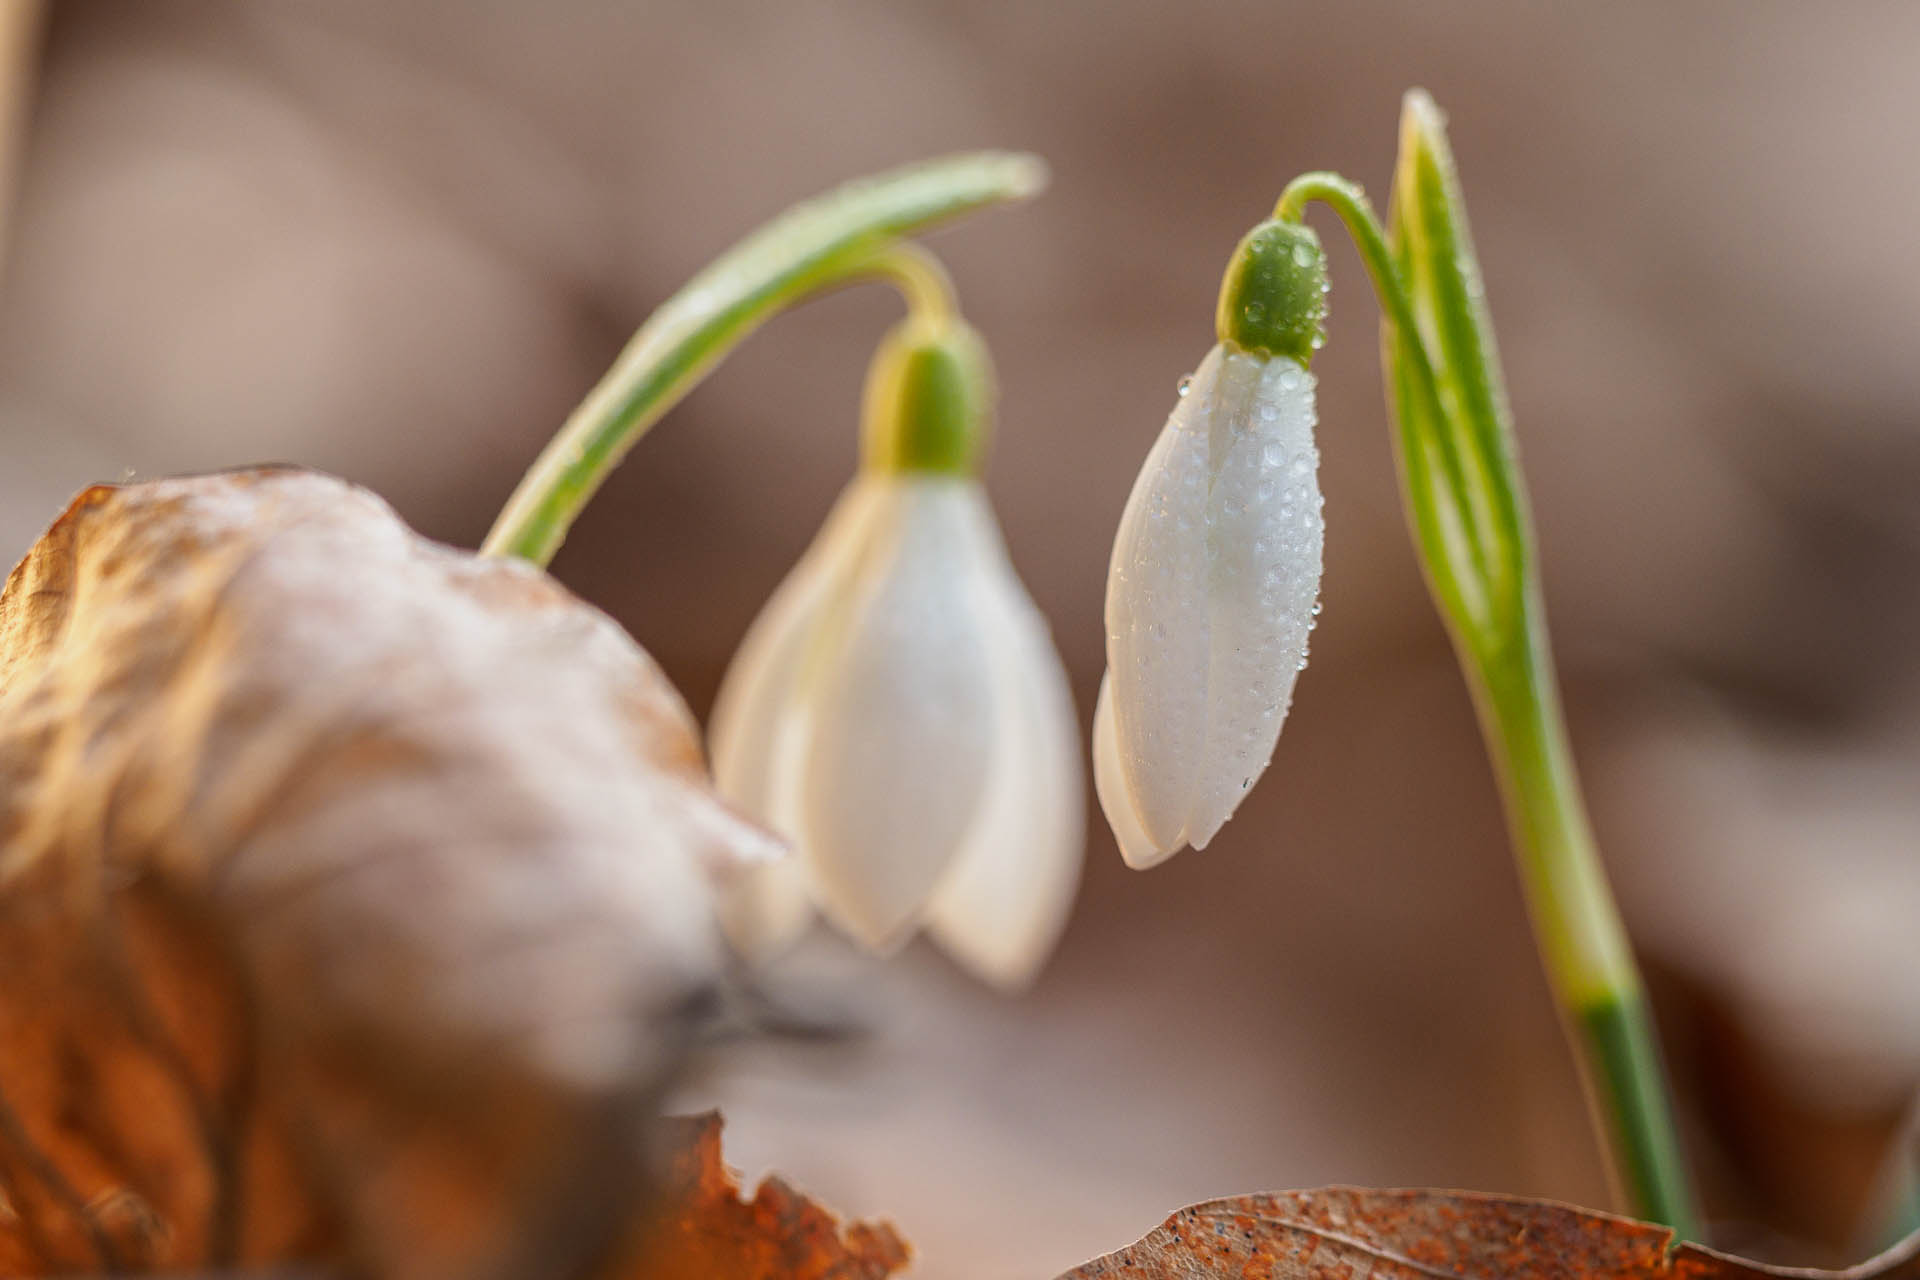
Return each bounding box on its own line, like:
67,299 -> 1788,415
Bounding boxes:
1176,375 -> 1193,397
1291,243 -> 1315,267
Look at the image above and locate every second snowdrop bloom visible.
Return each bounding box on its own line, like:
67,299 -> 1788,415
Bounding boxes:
709,313 -> 1084,988
1096,219 -> 1330,869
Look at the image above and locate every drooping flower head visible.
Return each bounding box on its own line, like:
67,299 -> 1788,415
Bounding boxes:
1095,220 -> 1330,867
710,309 -> 1084,989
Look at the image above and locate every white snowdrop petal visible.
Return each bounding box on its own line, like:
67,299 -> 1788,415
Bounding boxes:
708,480 -> 886,817
706,481 -> 890,959
1103,345 -> 1225,849
801,480 -> 997,949
1184,352 -> 1323,847
925,547 -> 1085,990
1092,673 -> 1175,869
711,699 -> 819,960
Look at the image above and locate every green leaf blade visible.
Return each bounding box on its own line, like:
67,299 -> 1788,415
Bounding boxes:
484,150 -> 1047,565
1381,311 -> 1487,634
1387,91 -> 1529,646
1379,90 -> 1702,1237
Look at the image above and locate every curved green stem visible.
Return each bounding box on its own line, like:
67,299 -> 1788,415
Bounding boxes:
1275,174 -> 1415,359
1279,162 -> 1700,1238
851,240 -> 956,327
1274,175 -> 1498,626
481,151 -> 1043,566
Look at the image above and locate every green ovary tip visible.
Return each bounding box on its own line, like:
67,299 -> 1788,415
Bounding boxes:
860,315 -> 995,476
1215,219 -> 1330,363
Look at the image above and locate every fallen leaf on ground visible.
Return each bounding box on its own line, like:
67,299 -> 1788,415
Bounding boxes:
621,1112 -> 908,1280
1061,1188 -> 1920,1280
0,469 -> 777,1279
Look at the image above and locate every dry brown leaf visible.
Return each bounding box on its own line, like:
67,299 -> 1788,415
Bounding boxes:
0,468 -> 777,1279
1061,1188 -> 1920,1280
618,1112 -> 908,1280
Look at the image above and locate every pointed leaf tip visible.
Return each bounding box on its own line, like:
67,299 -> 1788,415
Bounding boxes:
992,150 -> 1050,198
1402,87 -> 1443,127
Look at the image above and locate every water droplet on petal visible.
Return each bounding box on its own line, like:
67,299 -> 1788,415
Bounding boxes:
1176,375 -> 1193,397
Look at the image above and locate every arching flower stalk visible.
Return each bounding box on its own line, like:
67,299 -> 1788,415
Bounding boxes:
710,311 -> 1084,988
482,151 -> 1045,565
1095,220 -> 1330,868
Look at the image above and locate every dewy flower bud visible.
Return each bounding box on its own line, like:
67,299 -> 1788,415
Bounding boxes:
709,313 -> 1084,988
1093,222 -> 1328,868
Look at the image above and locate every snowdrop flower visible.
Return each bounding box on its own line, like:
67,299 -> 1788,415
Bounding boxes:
1095,219 -> 1329,869
709,313 -> 1084,988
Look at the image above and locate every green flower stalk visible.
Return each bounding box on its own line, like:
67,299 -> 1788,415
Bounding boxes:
1273,92 -> 1702,1237
482,151 -> 1045,567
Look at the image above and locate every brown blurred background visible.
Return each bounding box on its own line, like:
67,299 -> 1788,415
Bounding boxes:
3,3 -> 1919,1276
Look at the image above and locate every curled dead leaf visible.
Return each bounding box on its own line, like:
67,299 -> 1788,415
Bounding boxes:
1062,1188 -> 1920,1280
0,469 -> 778,1279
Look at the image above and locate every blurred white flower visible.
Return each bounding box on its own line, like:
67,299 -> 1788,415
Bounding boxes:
1095,342 -> 1324,868
709,316 -> 1084,989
